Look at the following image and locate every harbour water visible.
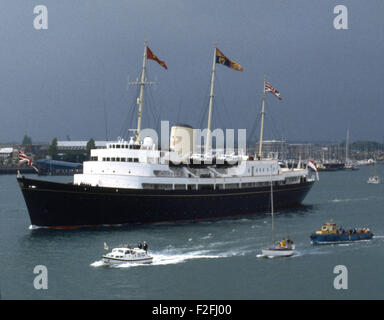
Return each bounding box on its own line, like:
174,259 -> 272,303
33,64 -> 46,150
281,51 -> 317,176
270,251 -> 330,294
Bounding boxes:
1,166 -> 384,300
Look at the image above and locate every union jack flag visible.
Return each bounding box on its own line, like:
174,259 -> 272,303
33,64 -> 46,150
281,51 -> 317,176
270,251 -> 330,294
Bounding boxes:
18,150 -> 32,165
265,81 -> 282,100
18,149 -> 39,173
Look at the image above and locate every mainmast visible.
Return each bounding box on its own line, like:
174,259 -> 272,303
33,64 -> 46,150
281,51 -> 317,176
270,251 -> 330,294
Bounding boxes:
205,45 -> 217,155
136,41 -> 148,144
258,76 -> 267,160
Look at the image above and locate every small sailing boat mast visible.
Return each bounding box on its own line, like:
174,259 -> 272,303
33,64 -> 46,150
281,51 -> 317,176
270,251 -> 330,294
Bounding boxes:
205,44 -> 217,155
345,128 -> 350,164
258,76 -> 267,160
270,169 -> 275,245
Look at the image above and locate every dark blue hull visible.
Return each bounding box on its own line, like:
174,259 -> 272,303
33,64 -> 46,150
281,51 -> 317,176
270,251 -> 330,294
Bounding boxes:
310,233 -> 373,244
17,176 -> 314,228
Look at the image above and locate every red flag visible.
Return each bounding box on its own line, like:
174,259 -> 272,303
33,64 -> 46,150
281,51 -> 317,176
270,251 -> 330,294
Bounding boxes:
146,47 -> 168,70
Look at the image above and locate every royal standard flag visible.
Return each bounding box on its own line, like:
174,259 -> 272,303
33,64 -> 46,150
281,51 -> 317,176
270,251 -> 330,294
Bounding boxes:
215,48 -> 243,71
146,46 -> 168,70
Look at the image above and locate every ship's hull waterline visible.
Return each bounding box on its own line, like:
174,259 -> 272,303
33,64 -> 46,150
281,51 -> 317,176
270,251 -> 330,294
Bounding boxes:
17,177 -> 314,228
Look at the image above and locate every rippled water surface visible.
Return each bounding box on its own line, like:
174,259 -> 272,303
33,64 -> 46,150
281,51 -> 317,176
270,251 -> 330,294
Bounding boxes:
1,166 -> 384,299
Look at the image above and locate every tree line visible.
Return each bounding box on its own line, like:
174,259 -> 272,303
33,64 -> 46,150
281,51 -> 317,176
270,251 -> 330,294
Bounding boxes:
21,135 -> 96,163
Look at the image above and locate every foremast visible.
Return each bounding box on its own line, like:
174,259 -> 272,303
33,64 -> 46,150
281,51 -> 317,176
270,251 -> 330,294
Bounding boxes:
136,41 -> 148,144
128,41 -> 157,144
205,45 -> 217,155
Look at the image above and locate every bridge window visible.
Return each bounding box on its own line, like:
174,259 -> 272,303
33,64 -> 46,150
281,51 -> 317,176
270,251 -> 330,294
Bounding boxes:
226,183 -> 240,189
242,182 -> 254,188
155,184 -> 172,190
198,184 -> 214,190
142,183 -> 155,189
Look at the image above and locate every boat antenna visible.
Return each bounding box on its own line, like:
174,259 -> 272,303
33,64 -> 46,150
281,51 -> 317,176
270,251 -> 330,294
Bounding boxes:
205,43 -> 217,155
258,75 -> 267,160
103,101 -> 109,141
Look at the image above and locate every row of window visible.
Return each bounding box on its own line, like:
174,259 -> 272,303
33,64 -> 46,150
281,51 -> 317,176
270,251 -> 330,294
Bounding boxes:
92,157 -> 139,163
142,181 -> 282,190
109,144 -> 140,150
250,166 -> 277,174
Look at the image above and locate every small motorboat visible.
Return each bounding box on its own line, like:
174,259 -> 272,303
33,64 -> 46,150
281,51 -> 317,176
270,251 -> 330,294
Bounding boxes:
345,163 -> 359,170
261,238 -> 296,258
367,161 -> 380,183
102,242 -> 153,264
310,222 -> 373,244
367,176 -> 380,184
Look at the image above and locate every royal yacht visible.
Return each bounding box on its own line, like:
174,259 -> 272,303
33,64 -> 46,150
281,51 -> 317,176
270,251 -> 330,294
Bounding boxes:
17,42 -> 317,228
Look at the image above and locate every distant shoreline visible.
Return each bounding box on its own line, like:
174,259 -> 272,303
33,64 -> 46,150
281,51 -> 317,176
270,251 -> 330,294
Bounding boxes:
0,167 -> 37,175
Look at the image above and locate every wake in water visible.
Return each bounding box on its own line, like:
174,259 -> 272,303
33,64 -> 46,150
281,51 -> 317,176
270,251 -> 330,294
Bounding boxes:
330,197 -> 370,203
91,250 -> 222,268
90,239 -> 254,268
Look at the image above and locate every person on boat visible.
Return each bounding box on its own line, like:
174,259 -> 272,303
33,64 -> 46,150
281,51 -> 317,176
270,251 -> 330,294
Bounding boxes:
277,239 -> 287,248
143,242 -> 148,252
286,237 -> 293,249
138,242 -> 143,249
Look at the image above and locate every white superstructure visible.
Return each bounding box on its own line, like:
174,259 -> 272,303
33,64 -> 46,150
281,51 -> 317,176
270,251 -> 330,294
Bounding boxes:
73,42 -> 316,192
74,136 -> 313,190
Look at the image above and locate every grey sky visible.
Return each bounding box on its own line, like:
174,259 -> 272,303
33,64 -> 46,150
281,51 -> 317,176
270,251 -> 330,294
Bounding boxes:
1,0 -> 383,144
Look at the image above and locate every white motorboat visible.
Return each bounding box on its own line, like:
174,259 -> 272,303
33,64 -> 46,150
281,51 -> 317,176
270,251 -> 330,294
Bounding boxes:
367,176 -> 380,184
367,159 -> 380,184
102,245 -> 153,264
